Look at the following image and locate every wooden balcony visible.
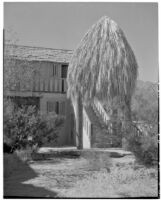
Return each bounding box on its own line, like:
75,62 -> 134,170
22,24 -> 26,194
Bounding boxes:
9,77 -> 67,93
33,77 -> 67,93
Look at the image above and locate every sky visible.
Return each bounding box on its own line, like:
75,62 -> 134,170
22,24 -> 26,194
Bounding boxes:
4,2 -> 158,82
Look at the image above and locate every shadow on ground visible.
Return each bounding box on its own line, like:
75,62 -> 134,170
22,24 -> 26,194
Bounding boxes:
4,153 -> 58,198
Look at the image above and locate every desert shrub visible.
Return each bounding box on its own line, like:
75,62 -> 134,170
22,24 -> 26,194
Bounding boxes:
140,135 -> 158,165
127,123 -> 158,166
4,102 -> 65,152
129,81 -> 158,166
131,80 -> 158,123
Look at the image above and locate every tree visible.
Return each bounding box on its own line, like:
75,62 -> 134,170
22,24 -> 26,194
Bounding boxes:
4,30 -> 39,96
4,30 -> 42,116
4,30 -> 41,146
67,16 -> 138,149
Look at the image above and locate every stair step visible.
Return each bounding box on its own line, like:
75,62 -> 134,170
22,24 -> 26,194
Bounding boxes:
85,105 -> 114,148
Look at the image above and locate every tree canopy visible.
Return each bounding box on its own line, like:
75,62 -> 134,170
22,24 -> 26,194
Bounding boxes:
67,16 -> 138,106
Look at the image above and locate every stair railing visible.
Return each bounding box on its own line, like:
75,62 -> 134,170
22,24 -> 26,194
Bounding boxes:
93,98 -> 110,125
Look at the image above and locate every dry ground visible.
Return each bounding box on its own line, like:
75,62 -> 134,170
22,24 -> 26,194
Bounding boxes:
4,150 -> 158,198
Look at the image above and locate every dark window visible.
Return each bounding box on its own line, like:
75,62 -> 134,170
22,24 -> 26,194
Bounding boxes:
56,101 -> 59,114
61,65 -> 68,78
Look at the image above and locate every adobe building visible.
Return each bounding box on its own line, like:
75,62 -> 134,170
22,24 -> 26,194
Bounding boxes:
5,45 -> 113,149
5,45 -> 75,147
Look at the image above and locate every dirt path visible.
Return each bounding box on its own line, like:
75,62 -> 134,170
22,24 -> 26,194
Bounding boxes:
4,157 -> 95,197
4,149 -> 158,198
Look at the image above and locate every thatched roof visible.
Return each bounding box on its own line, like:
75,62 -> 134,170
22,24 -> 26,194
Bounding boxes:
5,45 -> 73,64
67,16 -> 138,105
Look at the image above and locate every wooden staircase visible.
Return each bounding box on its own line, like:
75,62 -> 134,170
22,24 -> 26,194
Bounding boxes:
85,105 -> 112,148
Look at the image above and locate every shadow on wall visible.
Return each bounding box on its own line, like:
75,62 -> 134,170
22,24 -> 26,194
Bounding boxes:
4,153 -> 58,198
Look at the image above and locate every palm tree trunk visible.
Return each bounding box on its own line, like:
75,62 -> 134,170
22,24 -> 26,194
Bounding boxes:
72,94 -> 83,149
76,94 -> 83,149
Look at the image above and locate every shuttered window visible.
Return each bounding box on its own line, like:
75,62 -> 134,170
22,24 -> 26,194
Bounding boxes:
47,101 -> 55,113
47,101 -> 66,115
53,64 -> 58,77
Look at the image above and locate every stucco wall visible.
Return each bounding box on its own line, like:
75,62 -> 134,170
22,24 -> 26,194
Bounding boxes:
6,59 -> 74,147
39,93 -> 74,146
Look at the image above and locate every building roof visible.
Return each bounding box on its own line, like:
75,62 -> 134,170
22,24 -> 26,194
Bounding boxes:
5,45 -> 73,63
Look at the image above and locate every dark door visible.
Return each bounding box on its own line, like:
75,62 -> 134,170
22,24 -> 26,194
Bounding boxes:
61,65 -> 68,78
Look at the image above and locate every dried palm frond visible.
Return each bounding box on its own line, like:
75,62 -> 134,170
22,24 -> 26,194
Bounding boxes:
67,16 -> 138,106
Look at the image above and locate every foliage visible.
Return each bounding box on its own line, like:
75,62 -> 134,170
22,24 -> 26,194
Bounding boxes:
103,80 -> 159,163
4,46 -> 37,93
132,80 -> 158,124
105,80 -> 159,164
126,122 -> 158,166
4,30 -> 64,152
124,80 -> 159,166
4,102 -> 65,152
4,30 -> 40,94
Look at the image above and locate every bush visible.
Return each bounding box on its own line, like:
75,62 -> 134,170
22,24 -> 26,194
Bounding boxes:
140,135 -> 158,165
4,102 -> 65,152
127,123 -> 158,166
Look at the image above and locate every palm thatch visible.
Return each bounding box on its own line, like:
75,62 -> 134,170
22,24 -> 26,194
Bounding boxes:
67,16 -> 138,149
67,16 -> 138,105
